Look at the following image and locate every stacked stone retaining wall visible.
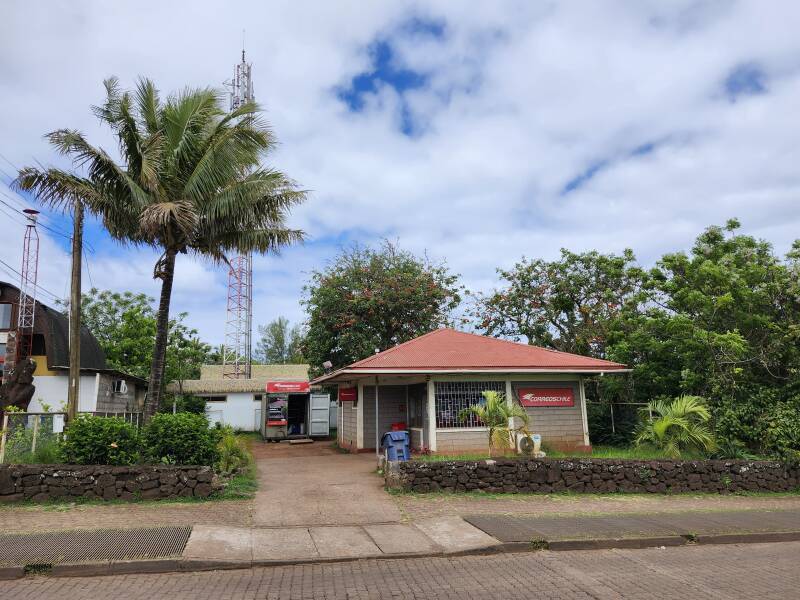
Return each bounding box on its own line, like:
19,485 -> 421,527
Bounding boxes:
0,464 -> 214,502
386,458 -> 800,494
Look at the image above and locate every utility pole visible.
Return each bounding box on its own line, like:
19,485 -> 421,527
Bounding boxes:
67,200 -> 83,422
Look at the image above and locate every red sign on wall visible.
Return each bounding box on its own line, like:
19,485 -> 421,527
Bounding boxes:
518,387 -> 575,407
338,387 -> 357,402
266,381 -> 310,394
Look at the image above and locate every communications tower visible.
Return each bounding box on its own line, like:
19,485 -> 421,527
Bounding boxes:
4,209 -> 40,380
222,50 -> 254,379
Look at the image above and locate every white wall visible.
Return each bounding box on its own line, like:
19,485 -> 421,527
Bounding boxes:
27,374 -> 98,412
204,392 -> 261,431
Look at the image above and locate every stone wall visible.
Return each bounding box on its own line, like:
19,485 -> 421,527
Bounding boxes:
386,458 -> 800,494
0,464 -> 215,503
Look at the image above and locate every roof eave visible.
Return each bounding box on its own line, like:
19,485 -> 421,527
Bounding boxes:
312,367 -> 630,384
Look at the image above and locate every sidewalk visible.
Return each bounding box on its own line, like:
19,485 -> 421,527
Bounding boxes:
463,507 -> 800,549
2,509 -> 800,580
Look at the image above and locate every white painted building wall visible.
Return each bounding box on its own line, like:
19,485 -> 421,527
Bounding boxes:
27,375 -> 99,413
204,392 -> 261,431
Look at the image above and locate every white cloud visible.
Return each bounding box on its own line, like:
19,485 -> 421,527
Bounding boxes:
1,0 -> 799,349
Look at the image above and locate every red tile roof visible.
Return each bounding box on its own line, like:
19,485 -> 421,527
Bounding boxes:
341,328 -> 626,372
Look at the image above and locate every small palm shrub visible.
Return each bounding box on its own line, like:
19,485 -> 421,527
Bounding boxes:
142,412 -> 221,465
459,391 -> 530,457
60,416 -> 139,466
635,395 -> 716,458
216,427 -> 253,476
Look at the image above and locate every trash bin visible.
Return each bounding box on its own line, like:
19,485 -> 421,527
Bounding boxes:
381,430 -> 410,462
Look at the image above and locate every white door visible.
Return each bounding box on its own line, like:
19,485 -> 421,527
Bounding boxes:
309,393 -> 330,437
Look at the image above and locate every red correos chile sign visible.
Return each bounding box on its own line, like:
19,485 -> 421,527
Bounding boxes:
518,387 -> 574,407
338,387 -> 357,402
266,381 -> 310,393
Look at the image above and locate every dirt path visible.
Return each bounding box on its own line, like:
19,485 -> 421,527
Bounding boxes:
251,440 -> 402,526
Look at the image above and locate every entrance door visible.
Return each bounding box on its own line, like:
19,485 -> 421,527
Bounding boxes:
309,393 -> 330,437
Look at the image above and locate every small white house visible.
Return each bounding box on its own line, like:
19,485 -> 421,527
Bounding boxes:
168,364 -> 336,433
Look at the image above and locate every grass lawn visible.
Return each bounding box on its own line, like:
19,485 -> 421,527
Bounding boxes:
413,445 -> 710,462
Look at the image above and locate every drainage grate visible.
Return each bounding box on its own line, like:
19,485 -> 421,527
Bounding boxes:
0,526 -> 191,566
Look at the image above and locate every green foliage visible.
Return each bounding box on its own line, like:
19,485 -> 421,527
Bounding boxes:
763,401 -> 800,461
79,288 -> 212,386
159,393 -> 207,414
635,396 -> 716,458
142,412 -> 220,465
473,248 -> 643,356
458,391 -> 530,457
302,241 -> 464,370
60,416 -> 139,466
216,427 -> 253,476
254,316 -> 305,364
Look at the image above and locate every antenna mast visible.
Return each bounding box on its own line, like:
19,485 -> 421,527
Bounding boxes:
222,48 -> 254,379
8,209 -> 40,377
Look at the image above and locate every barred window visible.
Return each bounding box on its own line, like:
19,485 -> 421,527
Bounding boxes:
435,381 -> 505,428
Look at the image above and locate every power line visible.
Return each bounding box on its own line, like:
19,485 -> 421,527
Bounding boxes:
0,191 -> 96,253
0,257 -> 62,303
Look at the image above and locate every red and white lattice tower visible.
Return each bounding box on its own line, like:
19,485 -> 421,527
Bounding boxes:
222,49 -> 254,379
16,209 -> 40,365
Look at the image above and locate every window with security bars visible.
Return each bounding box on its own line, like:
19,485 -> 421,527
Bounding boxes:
435,381 -> 505,428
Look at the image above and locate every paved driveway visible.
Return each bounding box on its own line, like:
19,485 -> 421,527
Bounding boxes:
251,440 -> 402,527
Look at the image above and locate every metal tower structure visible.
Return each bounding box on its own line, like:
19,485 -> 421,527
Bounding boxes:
14,209 -> 40,368
222,50 -> 255,379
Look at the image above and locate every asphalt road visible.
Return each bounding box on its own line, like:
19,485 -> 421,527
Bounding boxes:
3,541 -> 798,599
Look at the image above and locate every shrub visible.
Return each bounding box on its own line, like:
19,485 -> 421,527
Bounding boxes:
60,416 -> 139,465
635,395 -> 716,458
159,393 -> 207,414
142,412 -> 220,465
763,402 -> 800,461
216,427 -> 253,476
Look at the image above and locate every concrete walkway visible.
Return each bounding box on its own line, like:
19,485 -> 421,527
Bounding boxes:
252,441 -> 402,526
183,517 -> 500,565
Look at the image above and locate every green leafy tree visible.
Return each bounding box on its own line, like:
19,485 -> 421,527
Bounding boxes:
78,288 -> 212,387
634,396 -> 716,458
458,391 -> 530,457
606,220 -> 800,451
254,316 -> 304,364
302,242 -> 463,370
474,249 -> 643,357
17,78 -> 306,419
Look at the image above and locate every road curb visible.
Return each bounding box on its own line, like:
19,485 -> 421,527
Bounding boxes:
5,530 -> 800,579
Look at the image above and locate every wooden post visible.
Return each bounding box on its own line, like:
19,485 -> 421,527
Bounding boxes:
31,416 -> 39,455
67,199 -> 84,424
0,414 -> 8,463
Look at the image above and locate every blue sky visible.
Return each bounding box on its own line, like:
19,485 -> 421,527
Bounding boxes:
1,1 -> 799,347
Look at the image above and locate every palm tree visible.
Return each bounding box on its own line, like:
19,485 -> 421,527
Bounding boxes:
635,395 -> 716,458
459,391 -> 530,457
15,78 -> 306,419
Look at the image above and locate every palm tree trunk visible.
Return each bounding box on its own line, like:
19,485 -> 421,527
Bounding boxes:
144,249 -> 177,421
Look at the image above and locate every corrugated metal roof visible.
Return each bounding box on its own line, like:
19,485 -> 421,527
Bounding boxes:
346,329 -> 626,371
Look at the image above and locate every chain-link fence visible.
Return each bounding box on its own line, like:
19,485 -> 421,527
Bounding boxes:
0,412 -> 65,464
0,411 -> 144,464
